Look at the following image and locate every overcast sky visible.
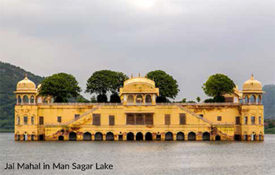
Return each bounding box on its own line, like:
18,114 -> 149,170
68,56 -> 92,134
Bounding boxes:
1,0 -> 275,100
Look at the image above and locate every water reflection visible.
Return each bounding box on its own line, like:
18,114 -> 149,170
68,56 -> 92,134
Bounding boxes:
0,133 -> 274,175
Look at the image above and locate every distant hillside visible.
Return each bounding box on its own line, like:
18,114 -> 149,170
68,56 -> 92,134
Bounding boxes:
0,61 -> 43,131
263,84 -> 275,119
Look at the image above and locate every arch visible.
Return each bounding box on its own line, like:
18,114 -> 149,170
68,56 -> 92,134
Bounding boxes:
145,95 -> 152,103
83,132 -> 92,141
30,96 -> 35,103
250,95 -> 256,104
176,132 -> 185,141
127,95 -> 134,104
215,135 -> 221,141
69,132 -> 77,141
58,135 -> 64,141
23,133 -> 28,141
31,134 -> 35,141
136,132 -> 143,141
234,135 -> 241,141
18,95 -> 22,104
38,134 -> 44,141
202,132 -> 210,141
145,132 -> 153,141
136,95 -> 143,104
127,132 -> 134,141
165,132 -> 173,141
106,132 -> 114,141
251,132 -> 256,141
95,132 -> 103,141
188,132 -> 196,141
23,95 -> 29,103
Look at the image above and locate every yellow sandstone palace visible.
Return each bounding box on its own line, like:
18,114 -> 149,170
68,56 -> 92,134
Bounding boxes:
14,75 -> 264,141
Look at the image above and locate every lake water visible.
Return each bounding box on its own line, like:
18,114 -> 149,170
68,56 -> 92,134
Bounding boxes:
1,133 -> 275,175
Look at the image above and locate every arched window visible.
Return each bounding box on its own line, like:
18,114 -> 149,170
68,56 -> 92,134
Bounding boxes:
188,132 -> 196,141
165,132 -> 173,141
250,95 -> 256,104
30,96 -> 35,104
145,95 -> 152,104
106,132 -> 114,141
202,132 -> 210,141
83,132 -> 92,141
136,95 -> 143,104
127,95 -> 134,104
23,95 -> 29,103
18,96 -> 22,104
69,132 -> 77,141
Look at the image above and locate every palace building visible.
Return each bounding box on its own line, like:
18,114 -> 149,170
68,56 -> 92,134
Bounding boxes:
14,75 -> 264,141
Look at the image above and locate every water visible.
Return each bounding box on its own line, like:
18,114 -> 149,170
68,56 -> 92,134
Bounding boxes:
1,133 -> 275,175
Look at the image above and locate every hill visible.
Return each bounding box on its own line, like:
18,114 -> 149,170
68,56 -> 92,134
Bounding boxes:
0,61 -> 44,131
263,84 -> 275,119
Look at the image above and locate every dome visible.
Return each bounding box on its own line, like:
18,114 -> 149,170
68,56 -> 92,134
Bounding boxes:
16,75 -> 36,91
124,77 -> 155,87
242,75 -> 262,92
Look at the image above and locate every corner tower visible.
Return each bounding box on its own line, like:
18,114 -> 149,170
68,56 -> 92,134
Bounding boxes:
14,74 -> 37,104
242,74 -> 263,104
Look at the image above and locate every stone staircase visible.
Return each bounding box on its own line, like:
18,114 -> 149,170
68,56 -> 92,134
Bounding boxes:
48,106 -> 100,139
178,105 -> 231,140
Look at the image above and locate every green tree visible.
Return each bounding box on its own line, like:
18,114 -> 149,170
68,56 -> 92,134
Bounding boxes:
202,74 -> 235,102
196,97 -> 201,103
86,70 -> 128,102
182,98 -> 187,103
146,70 -> 179,102
39,73 -> 81,102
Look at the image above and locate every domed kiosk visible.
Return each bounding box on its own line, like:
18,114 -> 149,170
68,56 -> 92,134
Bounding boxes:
242,75 -> 263,104
14,75 -> 37,104
119,75 -> 159,105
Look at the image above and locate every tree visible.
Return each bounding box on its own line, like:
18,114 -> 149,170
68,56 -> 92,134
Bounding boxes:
39,73 -> 81,102
202,74 -> 235,102
97,94 -> 107,103
86,70 -> 128,102
110,93 -> 121,103
146,70 -> 179,102
196,97 -> 201,103
182,98 -> 187,103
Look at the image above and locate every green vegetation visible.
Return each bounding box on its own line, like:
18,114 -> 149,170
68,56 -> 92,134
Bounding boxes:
86,70 -> 128,102
40,73 -> 81,102
146,70 -> 179,102
265,119 -> 275,134
203,74 -> 235,102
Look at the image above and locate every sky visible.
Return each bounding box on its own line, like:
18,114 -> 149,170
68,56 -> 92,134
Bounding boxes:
0,0 -> 275,101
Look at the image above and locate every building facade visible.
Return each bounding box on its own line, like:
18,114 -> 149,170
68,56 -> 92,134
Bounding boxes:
14,75 -> 264,141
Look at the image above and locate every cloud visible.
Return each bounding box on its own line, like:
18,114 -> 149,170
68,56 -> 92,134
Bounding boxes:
1,0 -> 275,100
